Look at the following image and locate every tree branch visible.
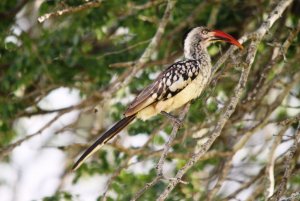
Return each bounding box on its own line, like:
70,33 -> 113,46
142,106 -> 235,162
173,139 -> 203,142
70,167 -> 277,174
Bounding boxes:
38,0 -> 103,23
157,0 -> 294,199
269,122 -> 300,201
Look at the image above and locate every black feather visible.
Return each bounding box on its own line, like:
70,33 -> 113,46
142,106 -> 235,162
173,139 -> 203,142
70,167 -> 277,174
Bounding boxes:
72,115 -> 136,170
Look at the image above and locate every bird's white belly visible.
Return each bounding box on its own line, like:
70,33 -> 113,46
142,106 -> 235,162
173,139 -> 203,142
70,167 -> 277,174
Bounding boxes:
137,69 -> 211,120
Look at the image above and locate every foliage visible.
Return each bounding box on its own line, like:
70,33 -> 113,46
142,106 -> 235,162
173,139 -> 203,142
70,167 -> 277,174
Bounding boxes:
0,0 -> 300,200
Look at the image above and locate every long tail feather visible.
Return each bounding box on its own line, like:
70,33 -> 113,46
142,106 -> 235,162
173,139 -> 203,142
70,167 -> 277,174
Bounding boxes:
72,115 -> 136,170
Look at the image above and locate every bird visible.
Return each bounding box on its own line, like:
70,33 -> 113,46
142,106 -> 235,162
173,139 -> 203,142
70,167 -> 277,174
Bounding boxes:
72,26 -> 243,170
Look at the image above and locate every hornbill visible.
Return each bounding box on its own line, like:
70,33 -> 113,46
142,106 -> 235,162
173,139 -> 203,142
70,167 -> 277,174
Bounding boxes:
72,26 -> 243,170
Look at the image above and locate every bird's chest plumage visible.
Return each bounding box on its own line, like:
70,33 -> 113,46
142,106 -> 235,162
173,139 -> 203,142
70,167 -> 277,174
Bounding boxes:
137,60 -> 211,120
157,61 -> 211,112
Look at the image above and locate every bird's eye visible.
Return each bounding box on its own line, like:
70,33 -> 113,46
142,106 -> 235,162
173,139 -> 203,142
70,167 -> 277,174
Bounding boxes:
201,30 -> 208,35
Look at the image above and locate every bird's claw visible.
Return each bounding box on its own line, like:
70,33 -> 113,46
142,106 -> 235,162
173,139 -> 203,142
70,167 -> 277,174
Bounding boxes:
173,118 -> 182,126
161,111 -> 183,127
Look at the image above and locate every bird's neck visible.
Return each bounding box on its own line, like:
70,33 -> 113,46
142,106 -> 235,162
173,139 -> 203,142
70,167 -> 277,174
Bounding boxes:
184,44 -> 211,64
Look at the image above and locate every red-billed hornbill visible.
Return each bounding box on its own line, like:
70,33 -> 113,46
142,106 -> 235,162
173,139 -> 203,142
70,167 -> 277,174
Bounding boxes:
72,26 -> 243,170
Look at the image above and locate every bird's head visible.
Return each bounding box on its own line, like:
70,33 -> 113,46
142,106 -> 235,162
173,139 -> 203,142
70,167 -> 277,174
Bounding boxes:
183,26 -> 243,59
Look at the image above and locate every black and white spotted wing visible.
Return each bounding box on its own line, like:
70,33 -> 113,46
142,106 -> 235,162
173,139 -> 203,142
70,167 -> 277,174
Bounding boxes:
124,60 -> 202,116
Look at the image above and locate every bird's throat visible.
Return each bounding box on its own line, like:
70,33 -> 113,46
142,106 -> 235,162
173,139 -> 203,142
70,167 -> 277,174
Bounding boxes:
185,45 -> 211,64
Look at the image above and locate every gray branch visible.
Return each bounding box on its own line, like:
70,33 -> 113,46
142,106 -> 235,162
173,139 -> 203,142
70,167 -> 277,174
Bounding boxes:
157,0 -> 294,199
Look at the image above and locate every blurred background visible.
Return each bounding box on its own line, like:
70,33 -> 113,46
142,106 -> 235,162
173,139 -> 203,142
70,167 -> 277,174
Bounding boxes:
0,0 -> 299,200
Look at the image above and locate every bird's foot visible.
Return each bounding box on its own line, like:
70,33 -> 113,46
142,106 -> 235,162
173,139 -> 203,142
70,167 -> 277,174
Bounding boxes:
161,111 -> 182,126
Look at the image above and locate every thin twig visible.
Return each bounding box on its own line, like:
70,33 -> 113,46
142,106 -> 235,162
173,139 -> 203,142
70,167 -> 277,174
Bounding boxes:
0,110 -> 69,159
156,104 -> 190,176
265,126 -> 290,199
157,1 -> 293,199
131,176 -> 162,201
100,0 -> 176,99
38,0 -> 103,23
269,122 -> 300,201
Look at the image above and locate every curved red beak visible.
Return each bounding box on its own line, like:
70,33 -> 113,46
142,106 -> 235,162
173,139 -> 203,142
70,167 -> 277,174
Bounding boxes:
211,30 -> 243,49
